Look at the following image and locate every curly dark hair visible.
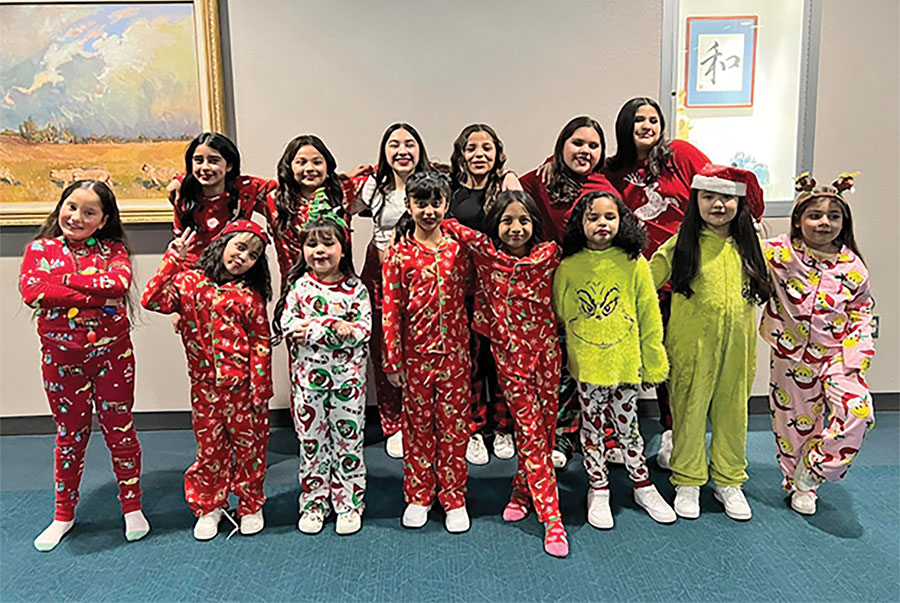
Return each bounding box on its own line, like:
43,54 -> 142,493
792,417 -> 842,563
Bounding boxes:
482,190 -> 544,253
271,218 -> 355,343
273,134 -> 344,236
670,189 -> 772,304
790,188 -> 864,264
450,123 -> 507,214
195,231 -> 271,301
178,133 -> 241,232
605,97 -> 673,183
561,191 -> 646,259
548,116 -> 606,206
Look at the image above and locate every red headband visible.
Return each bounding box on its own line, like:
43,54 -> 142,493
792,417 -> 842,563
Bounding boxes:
219,220 -> 269,245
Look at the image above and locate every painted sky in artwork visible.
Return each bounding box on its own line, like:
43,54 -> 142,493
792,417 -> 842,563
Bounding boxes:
0,3 -> 201,139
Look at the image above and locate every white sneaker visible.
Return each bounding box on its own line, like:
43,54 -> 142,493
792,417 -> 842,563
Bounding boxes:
606,447 -> 625,465
336,511 -> 362,535
445,506 -> 470,533
402,503 -> 432,529
298,507 -> 325,534
239,509 -> 264,535
657,430 -> 673,470
791,490 -> 817,515
386,431 -> 403,459
674,485 -> 700,519
466,434 -> 489,465
493,433 -> 515,460
793,462 -> 820,492
551,450 -> 568,469
713,485 -> 752,521
193,508 -> 224,541
634,485 -> 676,524
586,489 -> 614,529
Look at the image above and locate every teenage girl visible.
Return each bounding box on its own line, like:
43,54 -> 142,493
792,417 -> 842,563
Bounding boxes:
760,172 -> 874,516
442,189 -> 568,557
382,171 -> 473,534
141,221 -> 273,540
20,180 -> 149,551
553,191 -> 675,528
350,123 -> 432,459
520,116 -> 618,468
449,123 -> 522,464
650,165 -> 770,521
273,204 -> 371,536
604,97 -> 715,467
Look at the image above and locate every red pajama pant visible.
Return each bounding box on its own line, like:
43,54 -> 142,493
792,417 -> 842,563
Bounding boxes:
402,347 -> 470,511
469,331 -> 511,435
495,346 -> 561,523
41,337 -> 142,521
186,381 -> 270,517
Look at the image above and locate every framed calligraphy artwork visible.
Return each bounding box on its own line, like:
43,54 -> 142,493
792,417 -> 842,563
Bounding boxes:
684,15 -> 758,108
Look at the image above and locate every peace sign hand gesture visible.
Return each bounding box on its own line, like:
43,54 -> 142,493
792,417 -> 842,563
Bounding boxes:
168,227 -> 197,261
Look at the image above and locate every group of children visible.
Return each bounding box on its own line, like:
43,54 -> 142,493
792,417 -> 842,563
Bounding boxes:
19,121 -> 876,559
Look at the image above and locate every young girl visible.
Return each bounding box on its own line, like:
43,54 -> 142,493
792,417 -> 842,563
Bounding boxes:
263,134 -> 371,291
650,165 -> 770,521
382,171 -> 472,533
553,191 -> 675,528
604,97 -> 716,468
520,116 -> 619,469
760,172 -> 874,516
449,123 -> 522,464
172,132 -> 275,265
272,203 -> 371,536
351,123 -> 432,459
442,190 -> 568,557
20,180 -> 149,552
141,220 -> 273,540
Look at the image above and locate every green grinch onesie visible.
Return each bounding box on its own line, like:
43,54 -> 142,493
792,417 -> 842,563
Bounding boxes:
650,229 -> 756,487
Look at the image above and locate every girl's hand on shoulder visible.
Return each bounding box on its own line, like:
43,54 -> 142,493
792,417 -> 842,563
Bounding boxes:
167,227 -> 196,260
346,164 -> 371,180
386,371 -> 404,388
536,160 -> 553,186
333,320 -> 353,339
166,178 -> 182,205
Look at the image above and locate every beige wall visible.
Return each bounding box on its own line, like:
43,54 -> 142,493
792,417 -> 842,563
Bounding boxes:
0,0 -> 896,418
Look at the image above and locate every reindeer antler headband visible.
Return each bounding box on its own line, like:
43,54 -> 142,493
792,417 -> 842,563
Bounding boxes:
794,171 -> 859,206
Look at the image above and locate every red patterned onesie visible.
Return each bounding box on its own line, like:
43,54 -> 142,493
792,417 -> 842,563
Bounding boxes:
442,219 -> 563,523
141,250 -> 273,517
20,236 -> 143,522
382,231 -> 472,511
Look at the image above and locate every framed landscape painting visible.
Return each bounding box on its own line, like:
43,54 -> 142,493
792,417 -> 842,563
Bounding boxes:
0,0 -> 226,224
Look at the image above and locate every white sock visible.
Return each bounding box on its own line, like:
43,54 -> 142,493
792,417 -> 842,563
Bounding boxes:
34,519 -> 75,552
124,510 -> 150,541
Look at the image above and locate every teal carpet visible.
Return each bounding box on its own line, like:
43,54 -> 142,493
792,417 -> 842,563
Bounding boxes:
1,414 -> 897,602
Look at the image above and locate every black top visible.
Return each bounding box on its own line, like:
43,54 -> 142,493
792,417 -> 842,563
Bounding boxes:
449,186 -> 488,233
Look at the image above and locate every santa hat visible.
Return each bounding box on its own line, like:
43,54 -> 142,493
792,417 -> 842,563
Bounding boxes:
691,164 -> 764,219
219,219 -> 269,245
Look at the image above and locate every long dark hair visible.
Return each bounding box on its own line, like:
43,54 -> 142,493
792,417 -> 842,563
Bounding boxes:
450,123 -> 507,213
393,171 -> 451,240
273,135 -> 344,236
548,116 -> 606,206
195,231 -> 271,301
271,218 -> 355,343
483,190 -> 544,253
606,97 -> 673,183
670,190 -> 772,304
562,191 -> 646,259
178,133 -> 241,231
790,189 -> 864,264
373,123 -> 431,198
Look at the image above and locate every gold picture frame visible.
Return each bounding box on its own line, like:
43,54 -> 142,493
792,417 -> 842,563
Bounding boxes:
0,0 -> 226,225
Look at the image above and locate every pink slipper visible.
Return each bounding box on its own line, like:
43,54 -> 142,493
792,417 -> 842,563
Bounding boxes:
543,520 -> 569,558
502,501 -> 529,522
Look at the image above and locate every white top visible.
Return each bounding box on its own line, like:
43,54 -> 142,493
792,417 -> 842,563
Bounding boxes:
350,175 -> 407,251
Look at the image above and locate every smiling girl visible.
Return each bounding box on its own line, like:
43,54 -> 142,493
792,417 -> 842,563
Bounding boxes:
20,180 -> 148,551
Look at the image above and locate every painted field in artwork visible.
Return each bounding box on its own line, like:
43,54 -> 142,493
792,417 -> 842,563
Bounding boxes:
0,3 -> 201,205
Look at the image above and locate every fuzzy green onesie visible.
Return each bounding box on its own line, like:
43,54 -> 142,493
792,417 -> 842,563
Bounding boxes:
650,229 -> 756,487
